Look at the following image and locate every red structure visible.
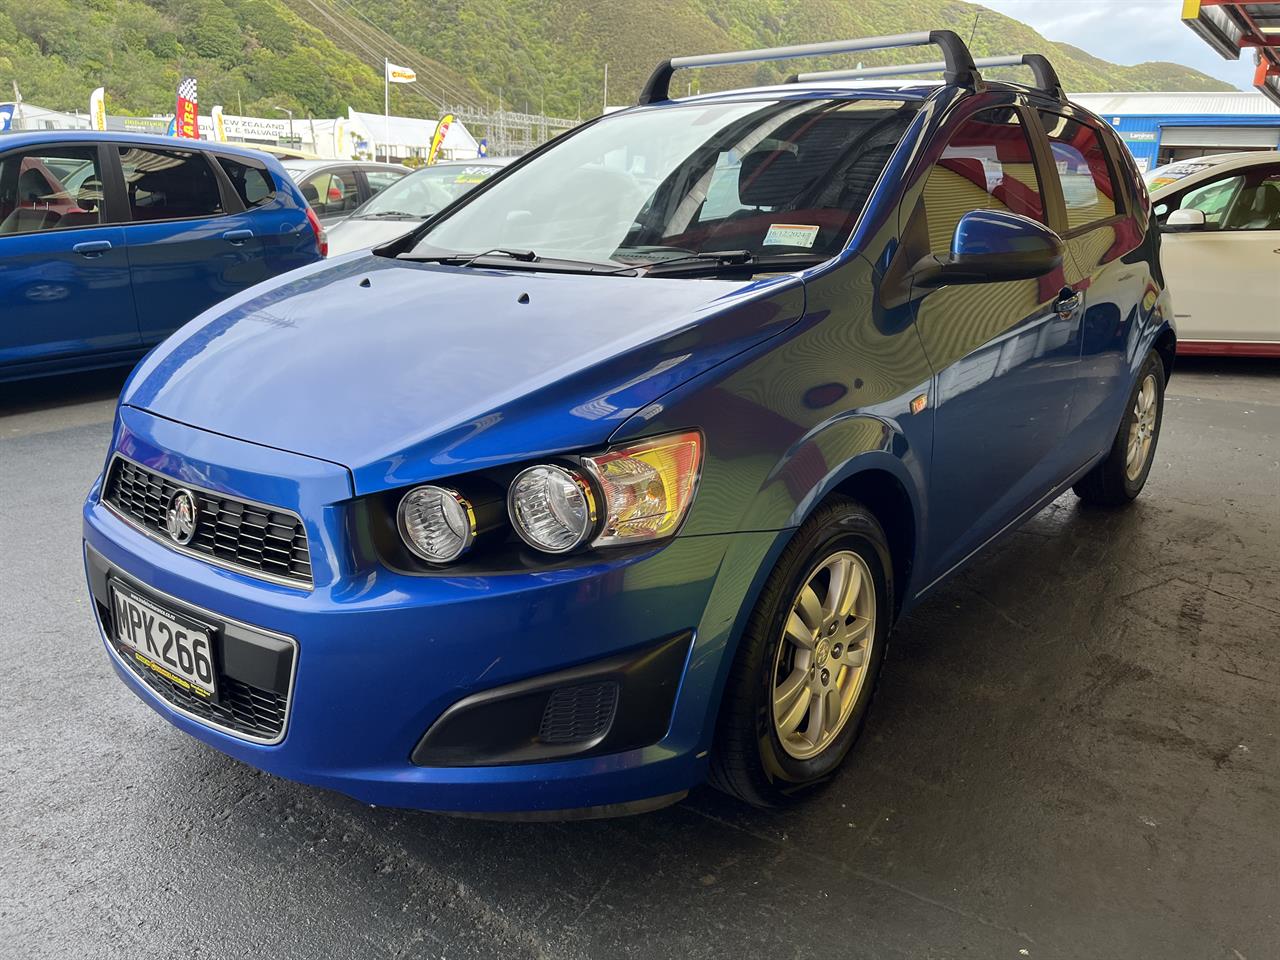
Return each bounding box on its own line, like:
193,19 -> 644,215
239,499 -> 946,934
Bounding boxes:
1183,1 -> 1280,106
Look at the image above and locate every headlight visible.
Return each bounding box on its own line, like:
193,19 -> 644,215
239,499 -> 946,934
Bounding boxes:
581,430 -> 702,547
508,464 -> 598,554
397,485 -> 476,563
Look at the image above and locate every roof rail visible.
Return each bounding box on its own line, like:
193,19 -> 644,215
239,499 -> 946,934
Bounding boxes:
790,53 -> 1065,100
637,30 -> 980,105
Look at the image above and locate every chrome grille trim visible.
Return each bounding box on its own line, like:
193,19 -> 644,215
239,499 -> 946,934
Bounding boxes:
101,453 -> 314,590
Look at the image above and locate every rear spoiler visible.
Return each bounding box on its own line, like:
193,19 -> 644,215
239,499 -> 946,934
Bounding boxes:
637,30 -> 980,105
789,53 -> 1065,101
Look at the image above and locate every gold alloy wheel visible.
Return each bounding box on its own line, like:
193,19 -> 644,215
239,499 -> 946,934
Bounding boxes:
1125,373 -> 1158,482
771,550 -> 877,761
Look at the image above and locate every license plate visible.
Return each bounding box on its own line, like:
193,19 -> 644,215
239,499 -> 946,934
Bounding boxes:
110,584 -> 217,698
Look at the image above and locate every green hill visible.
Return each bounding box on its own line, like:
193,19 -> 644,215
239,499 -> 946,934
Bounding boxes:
0,0 -> 1234,120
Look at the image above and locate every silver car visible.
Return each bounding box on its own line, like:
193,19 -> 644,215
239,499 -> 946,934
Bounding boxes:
326,159 -> 513,256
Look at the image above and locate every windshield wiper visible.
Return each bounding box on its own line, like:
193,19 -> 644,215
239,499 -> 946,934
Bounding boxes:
634,250 -> 824,276
399,248 -> 640,275
361,210 -> 424,220
625,249 -> 754,272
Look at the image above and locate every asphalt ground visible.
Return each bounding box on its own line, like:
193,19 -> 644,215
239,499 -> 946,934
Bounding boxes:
1,358 -> 1277,960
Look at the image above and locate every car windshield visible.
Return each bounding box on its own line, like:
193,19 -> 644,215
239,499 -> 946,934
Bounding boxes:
409,98 -> 918,269
357,164 -> 503,218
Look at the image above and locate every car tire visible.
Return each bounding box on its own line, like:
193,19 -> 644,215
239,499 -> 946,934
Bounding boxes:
1073,350 -> 1166,507
708,496 -> 892,808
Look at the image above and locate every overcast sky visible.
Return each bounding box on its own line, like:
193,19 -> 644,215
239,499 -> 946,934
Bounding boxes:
970,0 -> 1256,90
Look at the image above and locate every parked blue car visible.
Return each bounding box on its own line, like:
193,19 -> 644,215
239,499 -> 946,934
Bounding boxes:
83,32 -> 1175,817
0,131 -> 324,381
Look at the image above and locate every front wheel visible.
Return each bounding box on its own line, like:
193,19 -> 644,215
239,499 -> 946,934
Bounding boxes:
708,497 -> 892,808
1074,350 -> 1166,506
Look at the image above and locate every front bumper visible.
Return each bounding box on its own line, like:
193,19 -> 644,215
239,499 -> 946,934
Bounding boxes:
84,407 -> 780,815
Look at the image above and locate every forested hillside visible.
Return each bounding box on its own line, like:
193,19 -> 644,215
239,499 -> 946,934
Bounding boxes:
0,0 -> 1233,119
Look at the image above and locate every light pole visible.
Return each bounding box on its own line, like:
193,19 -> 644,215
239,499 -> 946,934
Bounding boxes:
273,106 -> 295,146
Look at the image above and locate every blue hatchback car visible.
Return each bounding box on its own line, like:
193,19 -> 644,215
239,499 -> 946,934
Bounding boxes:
0,131 -> 324,381
83,32 -> 1175,817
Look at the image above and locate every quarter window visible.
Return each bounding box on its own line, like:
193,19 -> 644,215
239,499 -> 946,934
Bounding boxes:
1038,113 -> 1119,230
0,146 -> 104,235
922,108 -> 1045,255
119,147 -> 225,221
217,157 -> 275,208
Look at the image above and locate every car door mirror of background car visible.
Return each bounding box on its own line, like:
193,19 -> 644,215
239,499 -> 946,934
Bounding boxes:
1163,208 -> 1208,232
913,208 -> 1064,288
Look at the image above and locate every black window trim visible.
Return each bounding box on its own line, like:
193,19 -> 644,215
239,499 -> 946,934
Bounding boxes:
0,140 -> 127,238
113,142 -> 242,227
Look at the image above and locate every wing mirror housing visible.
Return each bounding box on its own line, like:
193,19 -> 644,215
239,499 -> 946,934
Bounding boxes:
914,209 -> 1064,287
1163,208 -> 1207,232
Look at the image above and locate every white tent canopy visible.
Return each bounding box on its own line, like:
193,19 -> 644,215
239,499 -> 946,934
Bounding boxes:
346,109 -> 479,162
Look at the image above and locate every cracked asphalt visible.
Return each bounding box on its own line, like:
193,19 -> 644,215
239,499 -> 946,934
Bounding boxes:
1,359 -> 1277,960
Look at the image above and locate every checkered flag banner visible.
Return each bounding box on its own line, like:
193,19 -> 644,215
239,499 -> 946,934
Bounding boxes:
175,77 -> 200,139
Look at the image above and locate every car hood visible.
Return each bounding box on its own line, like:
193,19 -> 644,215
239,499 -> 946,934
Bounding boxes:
326,217 -> 422,257
123,254 -> 805,494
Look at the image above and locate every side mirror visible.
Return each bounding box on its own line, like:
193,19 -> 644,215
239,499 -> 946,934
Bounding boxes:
915,209 -> 1063,287
1163,208 -> 1207,232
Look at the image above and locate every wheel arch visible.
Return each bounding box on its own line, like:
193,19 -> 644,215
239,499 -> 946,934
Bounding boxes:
1153,324 -> 1176,383
828,464 -> 918,621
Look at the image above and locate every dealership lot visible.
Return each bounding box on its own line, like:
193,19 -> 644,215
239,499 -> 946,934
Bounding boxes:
0,359 -> 1275,960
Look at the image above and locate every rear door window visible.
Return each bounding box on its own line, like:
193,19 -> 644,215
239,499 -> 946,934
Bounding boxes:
216,157 -> 275,208
119,147 -> 225,221
0,146 -> 105,235
300,169 -> 359,214
1038,113 -> 1119,230
921,107 -> 1045,255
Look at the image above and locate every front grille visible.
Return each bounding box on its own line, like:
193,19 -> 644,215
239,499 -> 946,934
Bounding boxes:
538,682 -> 619,745
105,457 -> 312,586
97,598 -> 291,742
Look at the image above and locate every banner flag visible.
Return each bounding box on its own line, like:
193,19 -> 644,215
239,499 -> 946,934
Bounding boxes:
427,114 -> 453,165
478,138 -> 487,157
89,87 -> 107,131
386,63 -> 417,84
175,77 -> 200,139
211,105 -> 227,142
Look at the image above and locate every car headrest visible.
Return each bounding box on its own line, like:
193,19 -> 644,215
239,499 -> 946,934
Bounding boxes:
17,169 -> 48,202
78,178 -> 104,210
738,150 -> 805,207
302,183 -> 320,204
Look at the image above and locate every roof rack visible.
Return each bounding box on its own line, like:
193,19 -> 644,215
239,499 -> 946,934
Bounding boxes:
790,53 -> 1065,101
637,30 -> 980,105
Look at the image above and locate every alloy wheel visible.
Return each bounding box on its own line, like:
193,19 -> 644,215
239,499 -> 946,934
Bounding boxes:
1125,373 -> 1158,481
771,550 -> 877,761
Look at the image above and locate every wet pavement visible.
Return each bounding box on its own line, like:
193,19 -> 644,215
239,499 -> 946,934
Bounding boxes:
1,359 -> 1276,960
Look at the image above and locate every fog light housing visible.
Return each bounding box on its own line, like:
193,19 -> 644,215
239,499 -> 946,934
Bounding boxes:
508,464 -> 597,554
397,485 -> 476,563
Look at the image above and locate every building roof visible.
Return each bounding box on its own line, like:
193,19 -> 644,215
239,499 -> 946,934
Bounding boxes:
1070,91 -> 1280,116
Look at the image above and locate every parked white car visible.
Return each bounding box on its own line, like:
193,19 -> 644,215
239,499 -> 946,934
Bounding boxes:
326,158 -> 514,256
1148,151 -> 1280,357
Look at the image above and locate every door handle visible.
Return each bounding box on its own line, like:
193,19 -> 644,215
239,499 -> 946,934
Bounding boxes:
222,229 -> 254,245
1054,288 -> 1082,319
72,240 -> 112,258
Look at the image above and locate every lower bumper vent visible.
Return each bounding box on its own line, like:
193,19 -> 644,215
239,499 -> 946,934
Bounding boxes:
538,682 -> 619,745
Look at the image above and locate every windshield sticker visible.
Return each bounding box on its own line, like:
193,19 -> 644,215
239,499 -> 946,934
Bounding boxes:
764,223 -> 820,248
